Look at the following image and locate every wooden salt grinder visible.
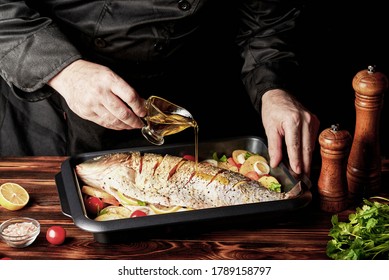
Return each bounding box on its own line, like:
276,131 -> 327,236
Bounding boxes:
347,66 -> 388,203
318,124 -> 352,212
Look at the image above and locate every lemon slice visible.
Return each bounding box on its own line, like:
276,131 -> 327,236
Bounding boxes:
116,191 -> 140,206
258,175 -> 281,192
95,213 -> 126,221
81,185 -> 115,200
99,205 -> 132,217
0,182 -> 30,211
149,204 -> 182,214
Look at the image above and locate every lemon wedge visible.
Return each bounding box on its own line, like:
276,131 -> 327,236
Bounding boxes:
149,204 -> 182,214
0,182 -> 30,211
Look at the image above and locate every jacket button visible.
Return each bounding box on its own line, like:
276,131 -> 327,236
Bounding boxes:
94,37 -> 107,48
177,0 -> 191,11
154,41 -> 166,52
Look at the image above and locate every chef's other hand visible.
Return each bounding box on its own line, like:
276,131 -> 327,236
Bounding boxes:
261,89 -> 320,177
48,59 -> 147,130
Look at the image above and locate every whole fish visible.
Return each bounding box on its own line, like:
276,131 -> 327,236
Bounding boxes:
75,152 -> 301,209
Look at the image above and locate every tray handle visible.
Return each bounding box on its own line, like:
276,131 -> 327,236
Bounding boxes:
54,172 -> 72,218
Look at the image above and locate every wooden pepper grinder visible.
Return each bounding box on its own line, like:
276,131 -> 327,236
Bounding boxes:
347,66 -> 388,203
318,124 -> 352,212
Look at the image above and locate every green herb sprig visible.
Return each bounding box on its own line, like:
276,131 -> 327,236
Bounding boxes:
326,196 -> 389,260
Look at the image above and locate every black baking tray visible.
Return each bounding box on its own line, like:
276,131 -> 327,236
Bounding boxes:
55,136 -> 312,243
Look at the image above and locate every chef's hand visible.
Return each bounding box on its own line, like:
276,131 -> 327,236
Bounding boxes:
48,59 -> 147,130
261,89 -> 320,177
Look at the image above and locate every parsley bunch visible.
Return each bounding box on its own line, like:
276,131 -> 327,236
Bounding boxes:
326,197 -> 389,260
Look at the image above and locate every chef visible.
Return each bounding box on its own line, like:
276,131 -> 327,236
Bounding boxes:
0,0 -> 319,177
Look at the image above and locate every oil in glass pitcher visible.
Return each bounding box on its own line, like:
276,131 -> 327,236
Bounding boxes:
141,95 -> 197,145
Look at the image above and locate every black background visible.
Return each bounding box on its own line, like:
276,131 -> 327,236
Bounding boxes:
297,1 -> 389,158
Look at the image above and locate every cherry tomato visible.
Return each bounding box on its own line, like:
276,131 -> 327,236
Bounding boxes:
245,170 -> 260,181
130,209 -> 147,218
84,196 -> 104,215
183,154 -> 195,161
227,157 -> 241,169
46,226 -> 66,245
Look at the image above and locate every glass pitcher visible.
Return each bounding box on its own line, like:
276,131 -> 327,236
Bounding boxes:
141,95 -> 197,145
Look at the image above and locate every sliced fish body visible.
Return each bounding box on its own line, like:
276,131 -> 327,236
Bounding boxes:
149,154 -> 184,201
153,154 -> 184,188
167,160 -> 196,206
135,153 -> 163,190
201,170 -> 251,208
183,163 -> 222,208
75,152 -> 301,209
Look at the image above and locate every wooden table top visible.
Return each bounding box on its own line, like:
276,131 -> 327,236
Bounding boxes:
1,156 -> 388,260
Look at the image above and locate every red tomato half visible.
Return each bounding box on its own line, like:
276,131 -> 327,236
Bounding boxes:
85,196 -> 104,216
245,171 -> 260,181
227,157 -> 241,169
130,210 -> 147,218
46,226 -> 66,245
183,154 -> 195,161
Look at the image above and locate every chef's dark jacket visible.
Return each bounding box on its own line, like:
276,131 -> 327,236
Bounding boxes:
0,0 -> 304,156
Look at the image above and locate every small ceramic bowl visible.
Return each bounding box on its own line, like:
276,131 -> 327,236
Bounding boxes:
0,217 -> 40,248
